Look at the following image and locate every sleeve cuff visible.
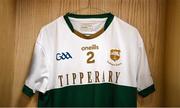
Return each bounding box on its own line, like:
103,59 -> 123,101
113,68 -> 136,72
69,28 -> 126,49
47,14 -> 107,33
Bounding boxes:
138,84 -> 155,97
22,85 -> 34,97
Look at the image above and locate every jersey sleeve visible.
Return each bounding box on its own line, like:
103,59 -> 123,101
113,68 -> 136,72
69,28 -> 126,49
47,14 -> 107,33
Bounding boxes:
136,32 -> 155,97
22,30 -> 49,97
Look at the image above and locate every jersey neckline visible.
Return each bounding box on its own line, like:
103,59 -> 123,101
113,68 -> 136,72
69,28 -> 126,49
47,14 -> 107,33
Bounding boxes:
63,12 -> 114,40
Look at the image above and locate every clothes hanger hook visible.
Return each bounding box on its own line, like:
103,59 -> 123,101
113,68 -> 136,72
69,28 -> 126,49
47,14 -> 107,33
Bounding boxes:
88,0 -> 90,8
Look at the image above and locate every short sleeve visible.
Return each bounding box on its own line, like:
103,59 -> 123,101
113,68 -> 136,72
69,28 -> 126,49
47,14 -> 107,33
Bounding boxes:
137,32 -> 155,97
22,30 -> 49,97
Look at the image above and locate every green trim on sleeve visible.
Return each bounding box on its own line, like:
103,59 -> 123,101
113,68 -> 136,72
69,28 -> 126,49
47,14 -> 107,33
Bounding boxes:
138,84 -> 155,97
22,85 -> 34,97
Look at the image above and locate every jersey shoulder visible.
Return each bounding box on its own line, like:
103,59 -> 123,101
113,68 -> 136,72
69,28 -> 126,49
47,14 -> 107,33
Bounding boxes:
41,16 -> 64,32
113,16 -> 141,43
114,16 -> 139,32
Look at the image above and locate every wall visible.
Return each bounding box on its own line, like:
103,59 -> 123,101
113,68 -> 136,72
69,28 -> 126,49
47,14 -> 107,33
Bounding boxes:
12,0 -> 165,107
0,0 -> 166,107
0,0 -> 16,106
164,0 -> 180,106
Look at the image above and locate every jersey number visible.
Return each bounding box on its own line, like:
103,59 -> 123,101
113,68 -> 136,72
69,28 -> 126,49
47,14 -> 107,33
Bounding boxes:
87,51 -> 95,63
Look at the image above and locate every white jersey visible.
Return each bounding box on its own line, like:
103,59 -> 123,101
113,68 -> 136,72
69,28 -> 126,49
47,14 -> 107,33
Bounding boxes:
23,13 -> 155,107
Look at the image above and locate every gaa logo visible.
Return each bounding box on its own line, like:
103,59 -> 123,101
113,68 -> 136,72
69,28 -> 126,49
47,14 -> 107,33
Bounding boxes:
56,52 -> 72,61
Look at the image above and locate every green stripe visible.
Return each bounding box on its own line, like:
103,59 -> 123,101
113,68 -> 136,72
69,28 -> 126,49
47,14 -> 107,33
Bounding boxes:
38,83 -> 137,107
22,85 -> 34,97
138,84 -> 155,97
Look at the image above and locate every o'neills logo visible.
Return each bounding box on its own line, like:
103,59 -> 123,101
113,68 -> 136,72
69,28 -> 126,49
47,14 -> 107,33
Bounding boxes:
58,70 -> 120,87
107,49 -> 122,66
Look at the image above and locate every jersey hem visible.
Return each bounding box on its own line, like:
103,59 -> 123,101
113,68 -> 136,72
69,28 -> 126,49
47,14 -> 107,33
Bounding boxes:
138,84 -> 155,97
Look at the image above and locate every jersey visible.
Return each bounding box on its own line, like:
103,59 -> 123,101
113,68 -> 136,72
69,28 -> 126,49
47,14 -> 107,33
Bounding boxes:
22,12 -> 155,107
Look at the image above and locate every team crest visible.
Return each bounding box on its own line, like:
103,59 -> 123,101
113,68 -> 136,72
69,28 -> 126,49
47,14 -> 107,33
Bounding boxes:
110,49 -> 120,61
107,49 -> 122,66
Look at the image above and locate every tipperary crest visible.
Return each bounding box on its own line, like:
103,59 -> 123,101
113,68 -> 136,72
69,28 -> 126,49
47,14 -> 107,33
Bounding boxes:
107,48 -> 122,66
110,49 -> 120,61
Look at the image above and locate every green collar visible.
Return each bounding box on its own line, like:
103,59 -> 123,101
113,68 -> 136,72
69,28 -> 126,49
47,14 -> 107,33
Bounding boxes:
64,12 -> 114,39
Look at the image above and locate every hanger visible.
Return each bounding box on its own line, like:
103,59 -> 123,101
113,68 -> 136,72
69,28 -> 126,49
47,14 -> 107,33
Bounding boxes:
70,0 -> 109,14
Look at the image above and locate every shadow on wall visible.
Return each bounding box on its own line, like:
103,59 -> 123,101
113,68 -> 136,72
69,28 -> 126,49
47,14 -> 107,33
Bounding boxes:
16,93 -> 38,107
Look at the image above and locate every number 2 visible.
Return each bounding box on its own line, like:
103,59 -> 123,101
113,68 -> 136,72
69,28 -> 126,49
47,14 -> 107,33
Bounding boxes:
87,51 -> 95,63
